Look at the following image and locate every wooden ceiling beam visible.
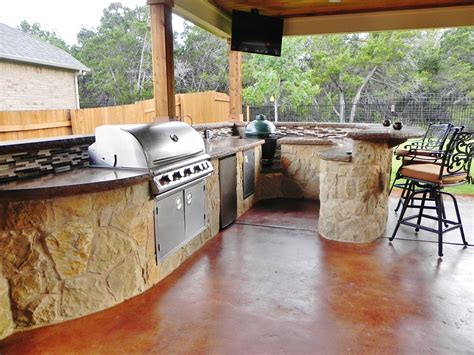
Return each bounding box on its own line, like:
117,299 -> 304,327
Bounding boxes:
174,0 -> 232,38
283,5 -> 474,36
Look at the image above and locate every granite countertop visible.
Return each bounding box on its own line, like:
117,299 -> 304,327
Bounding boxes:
0,137 -> 264,200
279,137 -> 337,146
192,122 -> 235,130
206,137 -> 265,159
0,167 -> 151,201
0,135 -> 95,154
346,127 -> 424,148
318,140 -> 353,162
319,148 -> 353,162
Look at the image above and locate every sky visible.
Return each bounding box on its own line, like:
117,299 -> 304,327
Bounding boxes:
0,0 -> 186,45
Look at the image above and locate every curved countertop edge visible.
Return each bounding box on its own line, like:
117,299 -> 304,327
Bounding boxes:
346,127 -> 424,148
279,137 -> 338,146
0,167 -> 151,201
0,134 -> 95,155
319,148 -> 353,162
206,137 -> 265,159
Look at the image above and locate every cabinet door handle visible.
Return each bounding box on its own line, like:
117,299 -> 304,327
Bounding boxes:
244,155 -> 249,163
186,192 -> 192,205
176,197 -> 183,210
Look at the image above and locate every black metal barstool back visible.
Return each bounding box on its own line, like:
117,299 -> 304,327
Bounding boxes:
389,129 -> 473,257
443,131 -> 473,184
391,123 -> 455,212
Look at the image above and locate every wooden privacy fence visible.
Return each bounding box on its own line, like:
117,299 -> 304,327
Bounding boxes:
70,99 -> 156,135
175,91 -> 230,125
0,91 -> 231,141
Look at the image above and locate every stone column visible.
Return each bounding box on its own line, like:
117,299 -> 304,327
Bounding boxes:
319,140 -> 392,243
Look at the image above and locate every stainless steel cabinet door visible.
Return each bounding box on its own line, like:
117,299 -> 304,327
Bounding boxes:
184,180 -> 206,239
219,154 -> 237,228
155,190 -> 186,260
243,149 -> 255,199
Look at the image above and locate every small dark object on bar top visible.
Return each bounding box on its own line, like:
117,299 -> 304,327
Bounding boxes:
393,121 -> 403,130
346,151 -> 352,155
382,119 -> 391,127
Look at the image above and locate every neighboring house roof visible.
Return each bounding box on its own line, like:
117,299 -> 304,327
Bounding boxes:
0,22 -> 88,72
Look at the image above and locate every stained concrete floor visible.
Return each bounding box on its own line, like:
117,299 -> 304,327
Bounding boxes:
1,197 -> 473,354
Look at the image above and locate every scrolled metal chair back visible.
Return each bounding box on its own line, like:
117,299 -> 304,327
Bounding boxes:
422,123 -> 453,150
440,130 -> 473,182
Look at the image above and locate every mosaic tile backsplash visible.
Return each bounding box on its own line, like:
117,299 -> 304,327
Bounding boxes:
196,127 -> 234,140
275,125 -> 352,138
0,144 -> 90,183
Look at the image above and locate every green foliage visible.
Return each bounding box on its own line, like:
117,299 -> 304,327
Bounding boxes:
241,28 -> 473,123
72,3 -> 153,107
16,9 -> 474,114
243,37 -> 319,107
174,24 -> 229,93
18,21 -> 70,52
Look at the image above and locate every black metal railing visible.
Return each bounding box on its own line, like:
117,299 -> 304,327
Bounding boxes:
244,97 -> 473,129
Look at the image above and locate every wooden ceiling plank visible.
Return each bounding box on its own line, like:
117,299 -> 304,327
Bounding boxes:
174,0 -> 232,38
283,5 -> 474,36
210,0 -> 474,18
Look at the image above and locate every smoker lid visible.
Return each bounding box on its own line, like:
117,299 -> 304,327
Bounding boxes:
245,114 -> 276,138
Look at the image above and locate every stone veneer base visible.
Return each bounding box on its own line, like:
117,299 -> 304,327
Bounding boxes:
0,164 -> 221,337
259,144 -> 333,200
0,145 -> 264,340
319,141 -> 392,243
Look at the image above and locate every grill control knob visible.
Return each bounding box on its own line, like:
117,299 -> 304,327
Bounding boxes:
184,168 -> 192,176
173,171 -> 182,180
194,165 -> 202,173
159,175 -> 171,185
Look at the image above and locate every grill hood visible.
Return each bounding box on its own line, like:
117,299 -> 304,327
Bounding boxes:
90,122 -> 206,170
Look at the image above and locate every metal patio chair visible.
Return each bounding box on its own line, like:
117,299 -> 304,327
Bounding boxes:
389,129 -> 473,257
390,123 -> 454,212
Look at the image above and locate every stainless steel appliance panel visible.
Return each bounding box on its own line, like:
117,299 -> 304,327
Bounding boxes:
243,149 -> 255,199
184,180 -> 206,239
155,190 -> 186,260
219,155 -> 237,228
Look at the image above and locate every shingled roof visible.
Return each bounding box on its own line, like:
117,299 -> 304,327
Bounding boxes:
0,23 -> 88,72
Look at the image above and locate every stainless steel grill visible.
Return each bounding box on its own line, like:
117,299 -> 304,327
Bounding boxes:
88,121 -> 214,195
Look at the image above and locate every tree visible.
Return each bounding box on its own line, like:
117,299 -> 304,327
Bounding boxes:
308,31 -> 415,122
242,37 -> 319,121
174,24 -> 229,93
73,3 -> 153,107
18,21 -> 70,52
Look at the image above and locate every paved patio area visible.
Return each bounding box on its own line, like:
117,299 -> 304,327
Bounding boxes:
1,196 -> 472,354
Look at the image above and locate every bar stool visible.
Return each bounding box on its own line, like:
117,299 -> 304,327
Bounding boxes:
390,123 -> 455,212
389,129 -> 472,257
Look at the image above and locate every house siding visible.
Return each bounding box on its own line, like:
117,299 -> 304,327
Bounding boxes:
0,61 -> 78,111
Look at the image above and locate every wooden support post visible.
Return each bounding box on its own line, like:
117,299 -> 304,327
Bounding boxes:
148,0 -> 176,119
228,42 -> 242,121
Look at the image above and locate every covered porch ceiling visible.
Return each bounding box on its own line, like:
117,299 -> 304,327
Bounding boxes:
174,0 -> 474,38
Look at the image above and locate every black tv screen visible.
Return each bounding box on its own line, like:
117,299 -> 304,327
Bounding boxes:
231,10 -> 284,57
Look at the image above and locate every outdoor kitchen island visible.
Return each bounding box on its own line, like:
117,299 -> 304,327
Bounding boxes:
0,134 -> 263,339
318,127 -> 423,243
0,122 -> 422,340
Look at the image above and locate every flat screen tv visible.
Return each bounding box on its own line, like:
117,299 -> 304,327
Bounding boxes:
231,10 -> 284,57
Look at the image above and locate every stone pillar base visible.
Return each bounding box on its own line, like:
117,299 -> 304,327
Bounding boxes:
319,141 -> 392,243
